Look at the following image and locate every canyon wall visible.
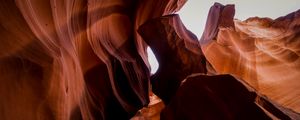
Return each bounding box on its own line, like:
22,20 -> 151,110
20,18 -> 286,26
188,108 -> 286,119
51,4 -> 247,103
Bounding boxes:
0,0 -> 299,119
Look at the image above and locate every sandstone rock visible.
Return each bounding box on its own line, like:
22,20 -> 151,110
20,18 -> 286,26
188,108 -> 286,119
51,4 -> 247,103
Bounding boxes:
1,0 -> 299,119
0,0 -> 184,119
161,74 -> 271,120
138,14 -> 207,104
201,2 -> 300,116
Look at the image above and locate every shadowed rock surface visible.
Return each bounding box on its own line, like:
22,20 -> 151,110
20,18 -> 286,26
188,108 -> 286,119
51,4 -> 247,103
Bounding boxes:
0,0 -> 299,120
138,14 -> 207,104
161,74 -> 271,120
138,13 -> 299,119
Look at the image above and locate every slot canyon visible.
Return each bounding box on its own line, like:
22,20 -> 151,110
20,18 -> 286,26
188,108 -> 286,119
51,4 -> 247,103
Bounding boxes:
0,0 -> 299,120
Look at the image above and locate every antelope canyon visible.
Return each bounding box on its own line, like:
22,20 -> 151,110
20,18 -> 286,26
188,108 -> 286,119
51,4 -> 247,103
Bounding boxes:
200,2 -> 300,117
0,0 -> 299,120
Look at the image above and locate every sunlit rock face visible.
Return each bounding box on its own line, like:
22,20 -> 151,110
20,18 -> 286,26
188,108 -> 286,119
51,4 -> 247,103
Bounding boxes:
1,0 -> 300,119
138,14 -> 297,120
201,2 -> 300,114
0,0 -> 185,119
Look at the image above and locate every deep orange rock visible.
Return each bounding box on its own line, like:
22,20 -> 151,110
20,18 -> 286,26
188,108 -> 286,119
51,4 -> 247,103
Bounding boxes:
200,2 -> 300,115
138,14 -> 298,119
1,0 -> 299,119
0,0 -> 185,119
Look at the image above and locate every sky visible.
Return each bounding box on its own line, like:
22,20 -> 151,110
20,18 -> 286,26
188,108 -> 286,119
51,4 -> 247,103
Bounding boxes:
148,0 -> 300,74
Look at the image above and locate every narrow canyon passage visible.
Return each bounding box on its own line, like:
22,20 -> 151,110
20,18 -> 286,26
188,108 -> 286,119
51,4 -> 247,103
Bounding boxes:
0,0 -> 299,120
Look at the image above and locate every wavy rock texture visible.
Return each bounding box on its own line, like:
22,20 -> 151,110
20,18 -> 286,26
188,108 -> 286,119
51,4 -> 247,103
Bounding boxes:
200,2 -> 300,114
138,14 -> 299,120
1,0 -> 300,119
0,0 -> 185,119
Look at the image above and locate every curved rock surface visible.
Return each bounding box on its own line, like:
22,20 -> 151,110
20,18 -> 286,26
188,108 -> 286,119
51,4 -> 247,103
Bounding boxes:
161,74 -> 271,120
200,2 -> 300,114
138,14 -> 207,104
0,0 -> 185,119
1,0 -> 299,120
138,14 -> 299,120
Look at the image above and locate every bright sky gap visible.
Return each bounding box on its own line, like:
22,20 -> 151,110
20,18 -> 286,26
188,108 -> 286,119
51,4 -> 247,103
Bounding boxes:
148,0 -> 300,74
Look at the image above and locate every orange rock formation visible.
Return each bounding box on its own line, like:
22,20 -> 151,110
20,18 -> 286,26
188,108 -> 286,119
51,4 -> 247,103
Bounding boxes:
0,0 -> 299,119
